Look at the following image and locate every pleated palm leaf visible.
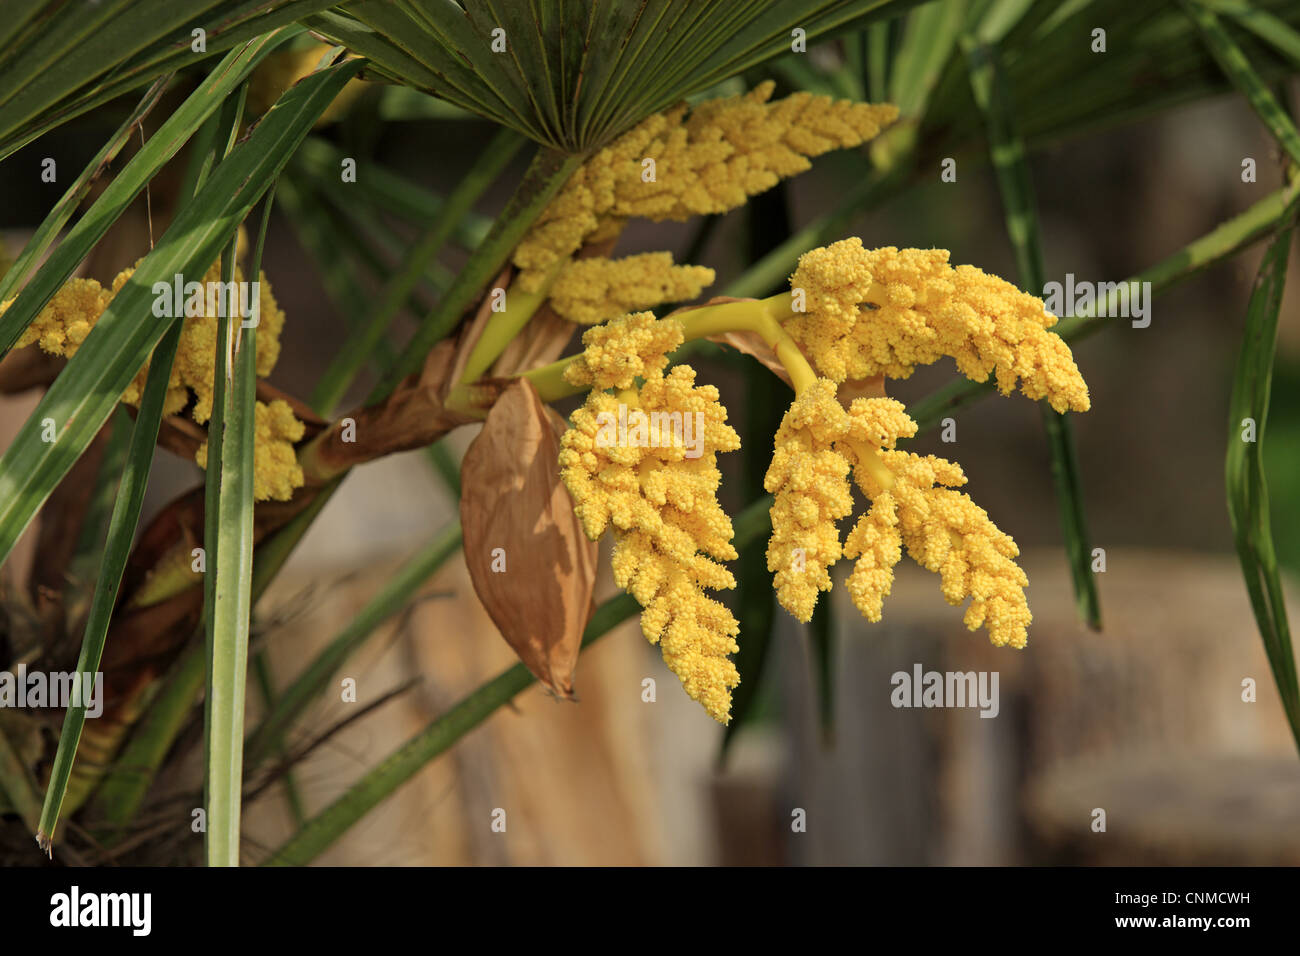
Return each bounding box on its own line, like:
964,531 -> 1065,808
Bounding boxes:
308,0 -> 918,152
0,0 -> 342,160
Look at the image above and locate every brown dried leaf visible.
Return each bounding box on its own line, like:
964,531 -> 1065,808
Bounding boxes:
490,300 -> 577,376
103,481 -> 325,725
300,338 -> 476,482
459,378 -> 596,698
152,412 -> 208,461
29,420 -> 112,652
448,265 -> 513,386
0,347 -> 63,393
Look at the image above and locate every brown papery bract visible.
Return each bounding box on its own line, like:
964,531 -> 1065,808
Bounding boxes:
459,379 -> 597,699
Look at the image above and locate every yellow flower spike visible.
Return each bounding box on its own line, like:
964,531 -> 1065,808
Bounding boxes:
645,81 -> 898,221
559,362 -> 742,723
839,397 -> 1032,649
548,253 -> 715,325
513,85 -> 897,289
839,396 -> 914,620
4,260 -> 303,502
763,378 -> 854,622
512,183 -> 602,291
885,452 -> 1031,648
786,238 -> 1090,413
109,262 -> 289,423
842,492 -> 902,622
561,311 -> 685,390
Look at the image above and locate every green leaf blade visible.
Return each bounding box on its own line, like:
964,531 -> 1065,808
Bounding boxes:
0,57 -> 365,572
1225,191 -> 1300,752
964,32 -> 1101,628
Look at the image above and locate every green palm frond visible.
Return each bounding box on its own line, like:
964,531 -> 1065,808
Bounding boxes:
309,0 -> 921,152
0,1 -> 340,161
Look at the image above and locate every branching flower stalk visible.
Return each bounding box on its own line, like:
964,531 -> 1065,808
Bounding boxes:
547,238 -> 1090,723
523,291 -> 812,401
2,78 -> 1086,797
453,257 -> 569,387
405,84 -> 1091,726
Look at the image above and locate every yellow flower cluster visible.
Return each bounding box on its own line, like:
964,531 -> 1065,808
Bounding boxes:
561,311 -> 684,391
558,319 -> 742,722
106,263 -> 286,423
11,278 -> 111,357
548,253 -> 715,325
196,399 -> 305,502
763,383 -> 1033,648
786,239 -> 1090,413
2,261 -> 303,501
514,82 -> 898,291
841,398 -> 1031,648
763,380 -> 853,622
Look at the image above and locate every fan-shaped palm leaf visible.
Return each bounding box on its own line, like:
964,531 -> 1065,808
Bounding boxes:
309,0 -> 919,152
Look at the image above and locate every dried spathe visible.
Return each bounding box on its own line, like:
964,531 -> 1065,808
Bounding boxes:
461,380 -> 597,697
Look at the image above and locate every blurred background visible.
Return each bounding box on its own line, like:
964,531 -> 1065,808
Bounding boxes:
3,14 -> 1300,864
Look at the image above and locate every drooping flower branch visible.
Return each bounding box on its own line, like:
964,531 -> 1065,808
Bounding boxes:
542,238 -> 1091,722
3,82 -> 1091,727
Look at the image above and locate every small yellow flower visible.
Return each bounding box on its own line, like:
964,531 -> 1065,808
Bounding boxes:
559,352 -> 742,723
562,311 -> 684,391
763,379 -> 853,622
548,253 -> 714,325
787,239 -> 1090,413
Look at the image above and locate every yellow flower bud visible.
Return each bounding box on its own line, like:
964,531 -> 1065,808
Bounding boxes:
764,379 -> 853,622
549,253 -> 714,325
562,311 -> 684,391
513,85 -> 897,290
